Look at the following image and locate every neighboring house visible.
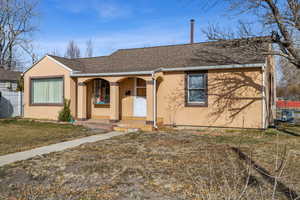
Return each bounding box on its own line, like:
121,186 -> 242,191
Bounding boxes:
0,67 -> 22,118
0,67 -> 21,91
23,37 -> 276,129
276,100 -> 300,123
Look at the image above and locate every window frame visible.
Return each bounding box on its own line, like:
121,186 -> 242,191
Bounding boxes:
185,71 -> 208,107
29,75 -> 65,106
93,79 -> 110,105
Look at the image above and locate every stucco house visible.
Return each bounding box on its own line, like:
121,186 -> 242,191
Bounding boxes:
0,67 -> 21,91
23,36 -> 276,129
0,67 -> 22,118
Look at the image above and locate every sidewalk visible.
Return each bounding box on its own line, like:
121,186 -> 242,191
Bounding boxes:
0,131 -> 123,167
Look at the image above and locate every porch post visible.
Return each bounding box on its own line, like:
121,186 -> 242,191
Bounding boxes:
77,82 -> 87,120
110,82 -> 120,122
146,80 -> 154,125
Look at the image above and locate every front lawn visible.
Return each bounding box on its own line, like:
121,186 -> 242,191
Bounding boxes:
0,119 -> 105,156
0,128 -> 299,200
278,123 -> 300,136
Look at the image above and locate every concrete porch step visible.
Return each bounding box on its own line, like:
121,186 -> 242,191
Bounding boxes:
113,127 -> 141,133
113,123 -> 153,132
76,119 -> 153,132
84,119 -> 110,124
75,120 -> 113,131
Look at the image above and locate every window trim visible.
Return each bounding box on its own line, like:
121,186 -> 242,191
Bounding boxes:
93,79 -> 110,105
185,71 -> 208,107
29,75 -> 65,106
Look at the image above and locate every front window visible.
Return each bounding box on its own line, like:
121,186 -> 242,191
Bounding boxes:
136,78 -> 146,97
186,72 -> 207,106
31,77 -> 64,105
94,79 -> 110,104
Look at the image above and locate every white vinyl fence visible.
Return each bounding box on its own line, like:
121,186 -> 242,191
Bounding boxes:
0,91 -> 23,118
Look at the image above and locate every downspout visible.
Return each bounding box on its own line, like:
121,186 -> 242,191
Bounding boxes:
152,69 -> 162,129
262,64 -> 266,129
152,71 -> 157,129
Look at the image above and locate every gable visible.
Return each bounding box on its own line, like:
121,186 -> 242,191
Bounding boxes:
24,56 -> 72,78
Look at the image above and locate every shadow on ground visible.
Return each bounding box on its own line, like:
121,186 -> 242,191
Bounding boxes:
231,147 -> 299,200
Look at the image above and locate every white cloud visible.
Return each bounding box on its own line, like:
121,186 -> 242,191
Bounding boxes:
34,23 -> 189,60
96,2 -> 132,19
54,0 -> 132,19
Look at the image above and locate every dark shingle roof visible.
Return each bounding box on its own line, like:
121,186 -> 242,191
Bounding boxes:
0,68 -> 21,81
48,56 -> 84,72
49,36 -> 271,74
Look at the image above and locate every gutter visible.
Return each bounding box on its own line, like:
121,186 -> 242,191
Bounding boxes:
160,63 -> 263,72
70,63 -> 264,77
71,71 -> 153,77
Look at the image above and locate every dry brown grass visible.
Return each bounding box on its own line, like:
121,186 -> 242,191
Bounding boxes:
0,128 -> 299,200
0,119 -> 106,156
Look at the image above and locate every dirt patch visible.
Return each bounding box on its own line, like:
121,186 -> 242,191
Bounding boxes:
0,119 -> 107,155
0,130 -> 299,200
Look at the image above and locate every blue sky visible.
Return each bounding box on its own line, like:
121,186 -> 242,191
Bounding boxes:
34,0 -> 249,57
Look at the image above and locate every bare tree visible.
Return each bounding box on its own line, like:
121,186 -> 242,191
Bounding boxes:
20,43 -> 38,65
277,84 -> 300,99
201,0 -> 300,69
65,40 -> 81,59
51,48 -> 61,57
277,58 -> 300,99
279,58 -> 300,86
85,39 -> 93,57
203,21 -> 258,41
0,0 -> 39,70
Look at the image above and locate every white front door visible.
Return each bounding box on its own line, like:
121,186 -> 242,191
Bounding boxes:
133,78 -> 147,117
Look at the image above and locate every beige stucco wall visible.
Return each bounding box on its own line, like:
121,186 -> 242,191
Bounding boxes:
23,56 -> 76,120
70,77 -> 77,118
86,80 -> 110,119
24,57 -> 265,128
119,78 -> 134,118
156,68 -> 263,128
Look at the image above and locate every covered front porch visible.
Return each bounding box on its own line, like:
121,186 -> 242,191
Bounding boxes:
75,118 -> 154,132
76,75 -> 156,127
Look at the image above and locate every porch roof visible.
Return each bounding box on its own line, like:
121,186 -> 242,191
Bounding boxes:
50,36 -> 271,75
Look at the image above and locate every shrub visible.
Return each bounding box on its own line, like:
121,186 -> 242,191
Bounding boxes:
58,99 -> 72,122
16,77 -> 24,92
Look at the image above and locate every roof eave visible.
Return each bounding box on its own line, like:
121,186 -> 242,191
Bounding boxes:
70,71 -> 153,77
0,79 -> 18,81
70,63 -> 264,77
161,63 -> 264,72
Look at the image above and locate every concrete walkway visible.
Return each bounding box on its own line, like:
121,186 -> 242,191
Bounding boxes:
0,131 -> 123,167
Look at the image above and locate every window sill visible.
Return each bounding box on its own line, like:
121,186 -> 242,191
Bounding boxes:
94,102 -> 110,105
94,103 -> 110,108
185,102 -> 208,107
30,103 -> 64,106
